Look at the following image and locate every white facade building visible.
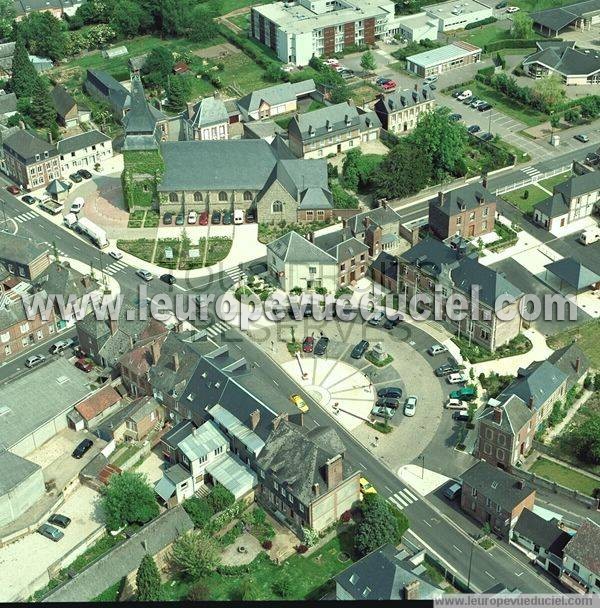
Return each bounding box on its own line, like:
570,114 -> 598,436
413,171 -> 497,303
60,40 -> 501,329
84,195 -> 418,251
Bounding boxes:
57,130 -> 113,174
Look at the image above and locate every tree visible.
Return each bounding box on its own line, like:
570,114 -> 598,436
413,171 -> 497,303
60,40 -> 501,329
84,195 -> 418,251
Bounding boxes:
142,46 -> 174,90
101,471 -> 159,531
409,107 -> 468,181
342,148 -> 383,191
136,554 -> 161,601
373,140 -> 431,199
330,82 -> 351,104
187,582 -> 210,601
511,12 -> 534,39
17,12 -> 68,62
569,415 -> 600,464
170,531 -> 221,579
189,4 -> 217,42
206,485 -> 235,513
266,62 -> 284,82
0,0 -> 15,39
309,55 -> 325,71
182,497 -> 213,529
29,78 -> 56,129
111,0 -> 145,38
531,75 -> 565,113
355,494 -> 406,556
168,75 -> 190,111
360,50 -> 376,73
10,36 -> 39,99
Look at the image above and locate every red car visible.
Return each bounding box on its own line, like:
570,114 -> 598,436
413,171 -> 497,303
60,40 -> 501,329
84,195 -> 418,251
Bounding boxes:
75,359 -> 93,373
6,185 -> 20,195
199,211 -> 209,226
382,81 -> 396,91
302,336 -> 314,353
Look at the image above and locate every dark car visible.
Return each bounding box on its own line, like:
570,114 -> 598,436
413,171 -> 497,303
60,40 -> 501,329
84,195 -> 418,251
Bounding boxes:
38,523 -> 64,542
479,132 -> 494,141
351,340 -> 369,359
302,336 -> 314,353
464,96 -> 477,105
585,152 -> 600,165
22,195 -> 38,204
383,316 -> 402,329
478,103 -> 492,111
449,113 -> 462,122
377,387 -> 402,399
495,0 -> 507,7
375,397 -> 400,409
48,514 -> 72,528
160,274 -> 176,285
435,362 -> 460,377
453,410 -> 470,422
175,214 -> 184,226
314,336 -> 329,356
163,212 -> 173,225
72,438 -> 93,459
376,77 -> 391,86
451,90 -> 462,98
246,210 -> 256,223
75,359 -> 93,373
467,125 -> 481,134
212,210 -> 222,224
78,169 -> 93,179
6,184 -> 20,195
69,172 -> 83,183
222,211 -> 233,225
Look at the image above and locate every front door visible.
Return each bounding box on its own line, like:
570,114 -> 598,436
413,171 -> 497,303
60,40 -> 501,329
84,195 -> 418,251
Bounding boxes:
468,224 -> 475,237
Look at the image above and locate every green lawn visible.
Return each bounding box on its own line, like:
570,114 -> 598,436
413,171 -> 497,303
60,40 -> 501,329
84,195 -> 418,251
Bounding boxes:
530,457 -> 599,497
229,13 -> 250,29
116,239 -> 155,263
216,0 -> 270,15
455,24 -> 513,49
538,171 -> 570,192
502,185 -> 548,213
204,237 -> 233,266
513,0 -> 580,10
548,320 -> 600,370
154,238 -> 181,269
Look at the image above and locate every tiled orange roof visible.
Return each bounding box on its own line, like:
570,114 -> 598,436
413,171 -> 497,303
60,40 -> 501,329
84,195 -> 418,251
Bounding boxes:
75,386 -> 121,421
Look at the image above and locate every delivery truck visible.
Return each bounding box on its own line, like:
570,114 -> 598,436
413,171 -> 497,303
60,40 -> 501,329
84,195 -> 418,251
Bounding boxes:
578,227 -> 600,245
76,217 -> 109,249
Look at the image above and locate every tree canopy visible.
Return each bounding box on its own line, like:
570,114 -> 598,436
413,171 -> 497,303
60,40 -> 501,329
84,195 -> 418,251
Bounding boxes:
511,12 -> 534,39
29,77 -> 57,130
0,0 -> 15,39
11,36 -> 39,99
568,415 -> 600,465
360,50 -> 376,72
16,11 -> 68,62
136,554 -> 162,601
170,531 -> 221,579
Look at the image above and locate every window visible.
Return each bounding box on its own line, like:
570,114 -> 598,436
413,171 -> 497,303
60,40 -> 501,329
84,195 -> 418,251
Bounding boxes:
573,563 -> 580,574
20,323 -> 29,334
469,212 -> 475,220
471,488 -> 477,497
483,207 -> 489,217
243,191 -> 253,201
218,191 -> 228,201
193,191 -> 202,202
169,192 -> 178,202
0,332 -> 8,343
456,217 -> 462,225
309,266 -> 317,274
272,200 -> 283,213
274,481 -> 279,491
4,344 -> 10,355
485,497 -> 492,508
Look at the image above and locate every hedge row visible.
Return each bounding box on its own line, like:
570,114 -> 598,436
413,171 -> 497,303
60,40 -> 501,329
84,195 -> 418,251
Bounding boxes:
483,38 -> 561,53
465,16 -> 497,29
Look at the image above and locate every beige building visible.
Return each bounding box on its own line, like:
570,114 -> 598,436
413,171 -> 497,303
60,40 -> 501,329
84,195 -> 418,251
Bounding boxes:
374,87 -> 435,135
237,80 -> 316,121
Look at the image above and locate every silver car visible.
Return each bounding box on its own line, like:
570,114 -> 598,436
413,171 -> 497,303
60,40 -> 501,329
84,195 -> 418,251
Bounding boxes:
404,395 -> 417,417
38,523 -> 64,542
136,269 -> 153,282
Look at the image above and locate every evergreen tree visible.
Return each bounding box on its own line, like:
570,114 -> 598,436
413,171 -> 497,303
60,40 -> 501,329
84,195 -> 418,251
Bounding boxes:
11,37 -> 38,99
30,78 -> 56,129
360,50 -> 376,72
167,76 -> 189,111
136,554 -> 161,601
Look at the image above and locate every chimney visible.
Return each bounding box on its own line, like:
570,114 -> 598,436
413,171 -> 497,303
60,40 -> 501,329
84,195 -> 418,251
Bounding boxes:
186,101 -> 194,119
306,231 -> 314,243
81,275 -> 92,288
575,357 -> 581,373
528,396 -> 535,410
437,190 -> 444,205
151,340 -> 161,365
493,407 -> 503,424
312,482 -> 320,497
249,409 -> 260,430
422,88 -> 428,99
326,119 -> 332,132
363,216 -> 371,229
381,199 -> 387,209
172,352 -> 180,372
109,318 -> 118,335
325,454 -> 343,489
404,580 -> 420,601
342,218 -> 348,229
516,479 -> 524,490
272,412 -> 288,431
482,173 -> 488,189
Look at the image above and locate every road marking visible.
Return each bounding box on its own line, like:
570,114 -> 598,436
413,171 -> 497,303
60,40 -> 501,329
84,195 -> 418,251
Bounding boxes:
485,571 -> 495,579
392,493 -> 409,507
423,520 -> 432,527
385,485 -> 393,493
403,488 -> 419,501
389,495 -> 405,509
515,571 -> 524,577
273,380 -> 279,387
358,461 -> 367,469
452,545 -> 463,554
73,245 -> 80,251
172,283 -> 186,291
313,419 -> 320,426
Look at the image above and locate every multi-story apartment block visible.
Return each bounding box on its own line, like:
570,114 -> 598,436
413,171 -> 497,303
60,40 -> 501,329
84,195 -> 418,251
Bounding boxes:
374,87 -> 435,135
397,237 -> 523,352
287,101 -> 380,159
428,181 -> 496,240
251,0 -> 395,65
3,129 -> 61,190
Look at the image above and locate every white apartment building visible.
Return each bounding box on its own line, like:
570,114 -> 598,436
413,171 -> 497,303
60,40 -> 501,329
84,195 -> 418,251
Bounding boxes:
56,130 -> 113,174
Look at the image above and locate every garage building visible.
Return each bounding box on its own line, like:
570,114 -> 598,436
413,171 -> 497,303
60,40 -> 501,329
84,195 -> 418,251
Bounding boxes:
406,41 -> 482,77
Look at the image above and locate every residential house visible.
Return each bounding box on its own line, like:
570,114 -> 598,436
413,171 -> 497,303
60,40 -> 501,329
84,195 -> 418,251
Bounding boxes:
3,129 -> 61,191
242,119 -> 285,143
533,169 -> 600,232
374,87 -> 435,135
73,385 -> 123,430
0,92 -> 17,122
184,96 -> 229,141
0,233 -> 51,280
371,250 -> 398,292
256,419 -> 360,533
57,130 -> 113,175
84,69 -> 131,119
119,333 -> 168,397
42,506 -> 194,602
406,41 -> 482,78
0,42 -> 15,76
267,230 -> 338,292
560,519 -> 600,593
287,101 -> 380,159
531,0 -> 600,37
314,228 -> 370,288
160,419 -> 196,461
523,41 -> 600,84
121,396 -> 163,442
344,203 -> 402,256
335,544 -> 444,600
460,459 -> 536,539
511,508 -> 572,578
51,85 -> 90,128
237,80 -> 316,121
398,237 -> 523,351
14,0 -> 83,19
428,181 -> 496,240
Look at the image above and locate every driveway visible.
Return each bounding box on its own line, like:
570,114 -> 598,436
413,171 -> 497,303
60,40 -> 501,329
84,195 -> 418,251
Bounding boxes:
0,484 -> 104,602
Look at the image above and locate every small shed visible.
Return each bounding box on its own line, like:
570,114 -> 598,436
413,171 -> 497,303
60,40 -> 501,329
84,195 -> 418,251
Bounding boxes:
102,46 -> 128,60
544,258 -> 600,294
46,178 -> 71,203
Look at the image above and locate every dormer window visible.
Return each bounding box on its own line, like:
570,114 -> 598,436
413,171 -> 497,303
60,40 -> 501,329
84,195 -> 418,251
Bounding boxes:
35,154 -> 40,161
44,151 -> 48,158
326,120 -> 332,132
344,114 -> 350,127
309,125 -> 315,137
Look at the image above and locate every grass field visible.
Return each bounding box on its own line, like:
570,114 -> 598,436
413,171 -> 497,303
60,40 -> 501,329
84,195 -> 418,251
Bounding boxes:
548,321 -> 600,370
501,185 -> 547,213
229,13 -> 250,29
538,171 -> 570,191
455,24 -> 514,49
530,457 -> 599,496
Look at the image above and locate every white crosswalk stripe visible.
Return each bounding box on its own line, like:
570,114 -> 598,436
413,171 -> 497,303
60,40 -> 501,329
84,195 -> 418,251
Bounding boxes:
204,320 -> 230,338
522,166 -> 541,177
103,260 -> 128,275
14,211 -> 38,223
387,488 -> 419,511
225,267 -> 246,283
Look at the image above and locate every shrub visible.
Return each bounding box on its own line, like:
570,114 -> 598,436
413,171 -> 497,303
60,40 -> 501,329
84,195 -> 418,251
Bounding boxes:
253,508 -> 267,525
594,373 -> 600,392
584,375 -> 592,390
206,485 -> 235,513
465,16 -> 497,29
273,574 -> 294,598
262,540 -> 273,550
296,544 -> 308,554
340,510 -> 352,523
302,527 -> 319,547
183,497 -> 213,529
187,582 -> 210,601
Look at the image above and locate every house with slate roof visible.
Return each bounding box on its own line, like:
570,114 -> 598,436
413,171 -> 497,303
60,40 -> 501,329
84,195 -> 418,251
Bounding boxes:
0,92 -> 17,122
398,237 -> 523,351
57,130 -> 113,175
374,87 -> 435,135
288,101 -> 380,159
237,79 -> 316,121
0,232 -> 50,280
314,228 -> 370,287
533,169 -> 600,232
184,95 -> 229,140
51,85 -> 90,128
335,544 -> 444,600
343,202 -> 403,256
531,0 -> 600,37
523,41 -> 600,85
561,518 -> 600,593
428,179 -> 497,240
84,69 -> 131,119
460,459 -> 536,538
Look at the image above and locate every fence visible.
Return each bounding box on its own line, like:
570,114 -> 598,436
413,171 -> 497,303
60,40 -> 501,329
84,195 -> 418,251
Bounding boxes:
494,163 -> 572,196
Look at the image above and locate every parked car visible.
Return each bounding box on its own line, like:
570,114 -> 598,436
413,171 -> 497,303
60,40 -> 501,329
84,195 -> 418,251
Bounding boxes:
75,359 -> 93,373
199,211 -> 209,225
428,344 -> 448,356
495,1 -> 507,7
70,198 -> 85,213
50,339 -> 74,355
383,315 -> 402,329
351,340 -> 369,359
212,210 -> 222,224
505,6 -> 520,12
223,211 -> 233,225
574,133 -> 589,143
585,152 -> 600,165
188,210 -> 198,224
302,336 -> 314,353
25,354 -> 46,368
467,125 -> 481,134
449,386 -> 477,401
375,397 -> 400,409
451,90 -> 462,98
246,210 -> 256,223
6,184 -> 20,195
376,77 -> 391,86
404,395 -> 417,417
38,523 -> 64,542
447,372 -> 468,384
445,398 -> 467,410
175,214 -> 184,226
22,195 -> 39,204
428,83 -> 437,90
368,310 -> 385,326
423,75 -> 438,84
479,132 -> 494,141
464,96 -> 478,105
48,514 -> 72,528
234,209 -> 244,225
163,212 -> 173,225
340,70 -> 353,80
435,362 -> 460,377
449,113 -> 462,122
314,336 -> 329,356
290,394 -> 309,413
452,409 -> 470,422
136,269 -> 153,281
109,250 -> 123,260
377,387 -> 402,399
478,103 -> 492,112
471,100 -> 486,109
382,81 -> 396,91
359,477 -> 377,495
78,169 -> 93,179
443,482 -> 462,500
72,438 -> 93,459
457,90 -> 472,101
69,172 -> 83,183
160,274 -> 176,285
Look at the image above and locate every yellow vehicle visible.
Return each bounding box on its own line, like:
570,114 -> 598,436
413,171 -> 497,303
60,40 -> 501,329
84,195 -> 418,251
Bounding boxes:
291,394 -> 309,413
360,477 -> 377,495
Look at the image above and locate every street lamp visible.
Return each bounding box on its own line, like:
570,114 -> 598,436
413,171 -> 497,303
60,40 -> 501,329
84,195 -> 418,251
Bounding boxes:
466,534 -> 481,591
488,107 -> 492,136
419,454 -> 425,479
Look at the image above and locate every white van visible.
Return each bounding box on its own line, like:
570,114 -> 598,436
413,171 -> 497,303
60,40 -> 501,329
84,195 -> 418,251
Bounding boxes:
233,209 -> 244,225
70,197 -> 85,213
579,227 -> 600,245
63,213 -> 78,228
